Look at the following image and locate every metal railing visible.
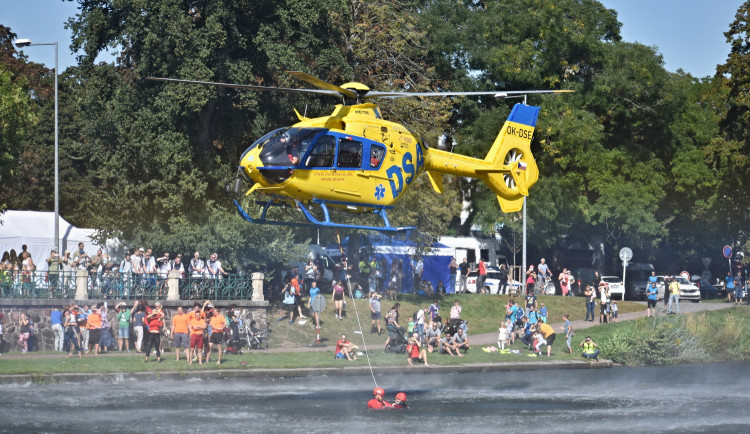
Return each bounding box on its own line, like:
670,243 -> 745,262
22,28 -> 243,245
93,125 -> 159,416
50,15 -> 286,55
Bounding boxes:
0,270 -> 254,300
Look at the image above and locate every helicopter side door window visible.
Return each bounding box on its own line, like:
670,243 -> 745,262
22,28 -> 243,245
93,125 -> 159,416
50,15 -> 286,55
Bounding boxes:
305,135 -> 336,167
370,144 -> 385,168
337,139 -> 362,168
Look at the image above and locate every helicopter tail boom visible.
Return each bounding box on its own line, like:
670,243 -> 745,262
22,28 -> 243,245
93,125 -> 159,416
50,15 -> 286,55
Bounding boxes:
424,103 -> 540,213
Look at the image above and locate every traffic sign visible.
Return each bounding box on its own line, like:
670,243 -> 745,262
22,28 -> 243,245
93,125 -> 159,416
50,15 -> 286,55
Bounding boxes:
311,294 -> 326,312
619,247 -> 633,262
680,271 -> 690,280
622,261 -> 629,267
723,245 -> 733,258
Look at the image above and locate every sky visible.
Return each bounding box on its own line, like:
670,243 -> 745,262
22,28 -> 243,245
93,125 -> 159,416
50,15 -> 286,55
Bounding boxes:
1,0 -> 745,78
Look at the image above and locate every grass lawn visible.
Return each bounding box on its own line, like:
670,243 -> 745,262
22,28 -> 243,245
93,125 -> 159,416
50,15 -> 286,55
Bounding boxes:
267,293 -> 644,349
0,340 -> 584,376
2,307 -> 743,376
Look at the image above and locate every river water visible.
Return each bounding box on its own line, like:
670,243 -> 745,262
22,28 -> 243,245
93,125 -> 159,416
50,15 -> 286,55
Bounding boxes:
1,362 -> 748,433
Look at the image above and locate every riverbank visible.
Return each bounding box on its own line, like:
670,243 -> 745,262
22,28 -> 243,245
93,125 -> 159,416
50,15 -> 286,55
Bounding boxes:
0,358 -> 613,384
0,301 -> 743,383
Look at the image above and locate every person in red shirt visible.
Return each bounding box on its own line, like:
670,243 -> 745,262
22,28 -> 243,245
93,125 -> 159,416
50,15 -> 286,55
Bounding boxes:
188,309 -> 207,365
334,334 -> 358,361
406,332 -> 430,367
477,261 -> 487,294
143,302 -> 165,362
367,387 -> 392,409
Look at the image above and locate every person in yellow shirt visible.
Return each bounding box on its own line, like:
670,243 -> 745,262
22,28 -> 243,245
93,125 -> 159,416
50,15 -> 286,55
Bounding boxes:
537,319 -> 556,357
207,307 -> 227,365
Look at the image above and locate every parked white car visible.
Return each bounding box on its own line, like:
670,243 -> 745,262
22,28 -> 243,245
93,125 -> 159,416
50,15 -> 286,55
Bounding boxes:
656,276 -> 701,302
599,276 -> 625,300
464,269 -> 522,294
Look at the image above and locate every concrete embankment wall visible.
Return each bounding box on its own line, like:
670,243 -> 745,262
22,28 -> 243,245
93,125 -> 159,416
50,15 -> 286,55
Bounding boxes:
0,359 -> 613,384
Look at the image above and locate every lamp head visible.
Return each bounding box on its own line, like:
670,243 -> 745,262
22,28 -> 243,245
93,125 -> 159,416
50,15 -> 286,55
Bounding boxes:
14,38 -> 32,47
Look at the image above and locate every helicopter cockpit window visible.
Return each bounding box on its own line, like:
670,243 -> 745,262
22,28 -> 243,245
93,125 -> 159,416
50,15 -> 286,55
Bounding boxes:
257,128 -> 325,185
305,135 -> 336,167
370,145 -> 385,168
337,139 -> 362,168
259,128 -> 325,168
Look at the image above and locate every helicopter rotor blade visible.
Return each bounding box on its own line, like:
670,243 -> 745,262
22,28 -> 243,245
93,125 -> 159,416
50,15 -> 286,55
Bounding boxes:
286,71 -> 359,99
146,77 -> 343,98
363,89 -> 574,99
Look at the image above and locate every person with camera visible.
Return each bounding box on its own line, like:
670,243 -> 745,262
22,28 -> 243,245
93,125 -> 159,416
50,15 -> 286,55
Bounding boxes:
406,332 -> 430,367
579,336 -> 600,361
143,302 -> 165,362
278,280 -> 296,324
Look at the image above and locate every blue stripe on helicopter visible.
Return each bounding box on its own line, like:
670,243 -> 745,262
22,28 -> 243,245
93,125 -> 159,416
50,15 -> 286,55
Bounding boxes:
508,104 -> 540,128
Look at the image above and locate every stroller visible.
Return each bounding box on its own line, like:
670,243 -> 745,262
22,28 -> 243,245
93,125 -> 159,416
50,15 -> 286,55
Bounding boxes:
223,326 -> 243,355
444,318 -> 468,337
246,320 -> 268,350
384,323 -> 408,353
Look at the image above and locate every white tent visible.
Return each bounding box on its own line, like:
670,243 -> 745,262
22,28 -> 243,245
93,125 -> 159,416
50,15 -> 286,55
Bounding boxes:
0,210 -> 121,271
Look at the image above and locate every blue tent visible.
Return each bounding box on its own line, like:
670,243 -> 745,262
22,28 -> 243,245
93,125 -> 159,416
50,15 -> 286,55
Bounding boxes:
330,235 -> 453,294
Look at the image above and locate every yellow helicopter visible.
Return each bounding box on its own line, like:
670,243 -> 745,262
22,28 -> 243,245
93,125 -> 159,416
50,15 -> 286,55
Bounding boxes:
149,72 -> 570,232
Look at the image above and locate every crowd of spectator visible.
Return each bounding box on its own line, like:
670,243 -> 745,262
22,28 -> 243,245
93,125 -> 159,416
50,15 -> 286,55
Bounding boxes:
4,298 -> 251,363
0,243 -> 236,299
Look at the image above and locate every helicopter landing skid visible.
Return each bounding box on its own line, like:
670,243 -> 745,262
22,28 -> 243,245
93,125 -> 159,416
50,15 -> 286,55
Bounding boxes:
233,199 -> 415,233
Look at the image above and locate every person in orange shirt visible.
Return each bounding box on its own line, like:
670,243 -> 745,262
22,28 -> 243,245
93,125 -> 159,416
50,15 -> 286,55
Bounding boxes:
86,307 -> 103,355
207,307 -> 227,365
188,309 -> 207,365
171,306 -> 190,362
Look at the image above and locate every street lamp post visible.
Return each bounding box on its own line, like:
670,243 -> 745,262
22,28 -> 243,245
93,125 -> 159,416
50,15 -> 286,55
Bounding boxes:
15,39 -> 59,255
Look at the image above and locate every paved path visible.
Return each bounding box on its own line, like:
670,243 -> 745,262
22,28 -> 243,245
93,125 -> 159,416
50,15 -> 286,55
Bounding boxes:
469,300 -> 740,346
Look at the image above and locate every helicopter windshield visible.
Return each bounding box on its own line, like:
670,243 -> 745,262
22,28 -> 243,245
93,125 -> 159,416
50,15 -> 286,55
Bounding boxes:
257,127 -> 327,184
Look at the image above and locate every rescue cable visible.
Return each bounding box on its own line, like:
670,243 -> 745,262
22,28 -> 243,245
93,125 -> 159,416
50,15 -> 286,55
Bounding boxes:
336,230 -> 378,388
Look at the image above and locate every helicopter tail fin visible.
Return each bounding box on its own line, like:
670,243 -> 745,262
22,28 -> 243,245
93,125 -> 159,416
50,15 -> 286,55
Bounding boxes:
423,103 -> 540,213
480,103 -> 540,212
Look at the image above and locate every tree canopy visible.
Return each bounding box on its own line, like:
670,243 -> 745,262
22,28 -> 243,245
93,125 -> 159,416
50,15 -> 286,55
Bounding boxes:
0,0 -> 746,276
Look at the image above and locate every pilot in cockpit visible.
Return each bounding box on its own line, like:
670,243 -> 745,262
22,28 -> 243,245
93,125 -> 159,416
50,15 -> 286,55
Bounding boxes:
281,132 -> 300,165
370,146 -> 385,168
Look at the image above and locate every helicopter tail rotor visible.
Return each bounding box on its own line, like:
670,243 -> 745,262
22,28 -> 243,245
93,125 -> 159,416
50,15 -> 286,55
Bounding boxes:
424,103 -> 540,213
481,103 -> 539,212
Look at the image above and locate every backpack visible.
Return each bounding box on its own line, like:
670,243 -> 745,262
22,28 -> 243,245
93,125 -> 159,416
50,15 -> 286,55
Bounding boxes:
516,307 -> 525,320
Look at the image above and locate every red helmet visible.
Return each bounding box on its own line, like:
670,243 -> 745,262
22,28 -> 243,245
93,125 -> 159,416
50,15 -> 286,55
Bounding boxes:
373,387 -> 385,396
395,392 -> 407,402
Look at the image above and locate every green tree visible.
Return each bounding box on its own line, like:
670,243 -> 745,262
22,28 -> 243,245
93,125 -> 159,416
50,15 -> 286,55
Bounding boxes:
712,1 -> 750,251
62,0 -> 358,267
0,65 -> 37,212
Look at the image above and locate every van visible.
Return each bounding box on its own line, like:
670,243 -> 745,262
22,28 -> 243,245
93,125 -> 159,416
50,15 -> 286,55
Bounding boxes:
624,263 -> 655,300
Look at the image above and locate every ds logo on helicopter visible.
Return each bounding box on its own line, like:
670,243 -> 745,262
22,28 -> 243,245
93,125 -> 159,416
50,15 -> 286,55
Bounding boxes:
384,145 -> 424,199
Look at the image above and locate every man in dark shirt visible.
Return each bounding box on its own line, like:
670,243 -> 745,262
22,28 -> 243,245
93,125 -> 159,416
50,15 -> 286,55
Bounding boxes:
458,258 -> 470,294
